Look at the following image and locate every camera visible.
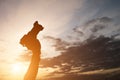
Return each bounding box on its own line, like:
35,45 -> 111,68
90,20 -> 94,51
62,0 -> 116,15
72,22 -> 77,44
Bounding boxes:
20,21 -> 44,47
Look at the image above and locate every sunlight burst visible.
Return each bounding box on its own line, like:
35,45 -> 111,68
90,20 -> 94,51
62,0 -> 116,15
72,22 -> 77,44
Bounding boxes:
12,64 -> 21,73
11,63 -> 26,74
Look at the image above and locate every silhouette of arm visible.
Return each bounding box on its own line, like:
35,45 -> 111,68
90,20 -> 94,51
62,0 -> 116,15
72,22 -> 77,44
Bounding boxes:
20,21 -> 44,80
24,39 -> 41,80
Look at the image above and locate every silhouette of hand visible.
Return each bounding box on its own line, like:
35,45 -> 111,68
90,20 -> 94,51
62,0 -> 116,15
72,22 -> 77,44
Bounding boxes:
20,21 -> 43,54
26,38 -> 41,53
20,34 -> 41,53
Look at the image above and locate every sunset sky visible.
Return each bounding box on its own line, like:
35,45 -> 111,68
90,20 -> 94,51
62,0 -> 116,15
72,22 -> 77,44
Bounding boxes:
0,0 -> 120,80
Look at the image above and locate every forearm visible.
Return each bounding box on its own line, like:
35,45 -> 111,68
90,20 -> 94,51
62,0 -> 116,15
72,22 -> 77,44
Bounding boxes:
24,52 -> 41,80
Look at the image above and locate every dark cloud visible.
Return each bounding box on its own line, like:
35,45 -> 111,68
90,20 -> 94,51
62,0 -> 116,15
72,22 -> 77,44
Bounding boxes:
91,24 -> 105,32
73,26 -> 84,36
18,16 -> 120,75
111,29 -> 120,39
66,16 -> 114,42
99,17 -> 113,23
41,36 -> 120,68
41,71 -> 120,80
43,36 -> 70,51
84,17 -> 112,29
40,35 -> 120,80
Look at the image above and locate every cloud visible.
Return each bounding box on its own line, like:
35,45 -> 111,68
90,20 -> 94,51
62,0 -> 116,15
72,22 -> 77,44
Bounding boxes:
83,16 -> 120,39
85,17 -> 113,27
65,16 -> 116,43
73,27 -> 84,36
43,36 -> 70,51
84,17 -> 113,29
41,69 -> 120,80
90,24 -> 106,33
17,50 -> 32,62
99,17 -> 113,23
39,35 -> 120,80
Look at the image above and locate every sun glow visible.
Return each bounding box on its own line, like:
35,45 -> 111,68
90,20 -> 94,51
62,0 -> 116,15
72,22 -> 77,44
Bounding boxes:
12,64 -> 21,73
11,63 -> 26,74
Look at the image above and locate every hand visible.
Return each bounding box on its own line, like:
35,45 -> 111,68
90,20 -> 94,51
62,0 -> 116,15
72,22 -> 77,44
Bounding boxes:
26,38 -> 41,53
20,35 -> 41,53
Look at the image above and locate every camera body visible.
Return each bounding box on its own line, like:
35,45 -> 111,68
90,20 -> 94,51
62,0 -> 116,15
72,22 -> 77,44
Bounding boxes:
20,21 -> 44,47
